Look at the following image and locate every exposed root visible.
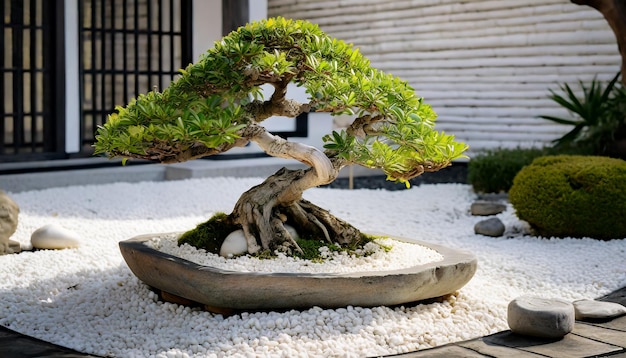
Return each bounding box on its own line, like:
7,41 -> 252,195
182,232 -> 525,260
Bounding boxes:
230,169 -> 362,254
289,200 -> 360,246
240,202 -> 261,254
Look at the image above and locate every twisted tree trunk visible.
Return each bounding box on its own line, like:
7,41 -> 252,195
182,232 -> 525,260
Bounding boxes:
572,0 -> 626,85
229,125 -> 360,254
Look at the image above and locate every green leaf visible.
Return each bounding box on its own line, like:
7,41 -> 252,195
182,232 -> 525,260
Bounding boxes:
538,115 -> 580,126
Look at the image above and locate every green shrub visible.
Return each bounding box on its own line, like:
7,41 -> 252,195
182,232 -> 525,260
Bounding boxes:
468,147 -> 556,193
468,146 -> 590,193
509,155 -> 626,240
539,72 -> 626,157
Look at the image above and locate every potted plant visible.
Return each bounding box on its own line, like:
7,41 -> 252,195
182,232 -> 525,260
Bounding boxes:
94,17 -> 474,310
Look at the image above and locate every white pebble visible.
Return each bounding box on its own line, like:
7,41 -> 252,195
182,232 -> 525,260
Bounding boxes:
153,235 -> 443,274
219,229 -> 249,257
1,179 -> 623,357
30,224 -> 81,249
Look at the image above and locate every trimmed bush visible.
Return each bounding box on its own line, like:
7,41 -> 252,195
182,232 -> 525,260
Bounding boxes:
468,147 -> 590,193
468,147 -> 556,193
509,155 -> 626,240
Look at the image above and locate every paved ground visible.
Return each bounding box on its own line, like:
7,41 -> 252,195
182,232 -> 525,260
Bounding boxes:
1,286 -> 624,357
389,287 -> 626,358
2,164 -> 625,357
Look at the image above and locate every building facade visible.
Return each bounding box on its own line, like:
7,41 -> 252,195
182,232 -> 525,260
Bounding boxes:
1,0 -> 265,164
2,0 -> 621,166
269,0 -> 621,156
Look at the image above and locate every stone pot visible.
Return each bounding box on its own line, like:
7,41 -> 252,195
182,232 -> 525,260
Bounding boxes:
119,233 -> 477,310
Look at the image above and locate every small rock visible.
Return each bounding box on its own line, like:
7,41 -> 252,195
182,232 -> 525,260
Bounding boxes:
0,190 -> 20,255
508,296 -> 574,338
477,193 -> 509,201
573,299 -> 626,320
470,200 -> 507,216
219,230 -> 248,258
474,217 -> 505,237
31,224 -> 81,250
8,239 -> 21,253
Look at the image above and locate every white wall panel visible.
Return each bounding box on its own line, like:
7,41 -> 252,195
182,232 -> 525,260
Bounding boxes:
268,0 -> 621,155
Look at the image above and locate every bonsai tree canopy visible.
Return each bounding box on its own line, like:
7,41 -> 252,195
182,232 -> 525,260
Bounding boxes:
94,17 -> 468,254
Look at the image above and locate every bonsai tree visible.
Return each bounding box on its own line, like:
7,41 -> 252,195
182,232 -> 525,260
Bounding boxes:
94,17 -> 468,255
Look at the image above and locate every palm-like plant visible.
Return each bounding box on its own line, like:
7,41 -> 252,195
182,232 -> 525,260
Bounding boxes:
540,72 -> 624,154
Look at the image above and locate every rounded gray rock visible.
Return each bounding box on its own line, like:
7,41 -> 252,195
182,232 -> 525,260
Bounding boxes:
508,296 -> 574,338
470,201 -> 507,216
573,299 -> 626,320
474,217 -> 505,237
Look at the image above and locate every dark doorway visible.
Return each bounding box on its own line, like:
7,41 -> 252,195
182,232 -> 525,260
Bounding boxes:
78,0 -> 193,154
1,0 -> 65,162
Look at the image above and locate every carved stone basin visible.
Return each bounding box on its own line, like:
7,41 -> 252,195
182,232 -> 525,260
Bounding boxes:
119,234 -> 477,310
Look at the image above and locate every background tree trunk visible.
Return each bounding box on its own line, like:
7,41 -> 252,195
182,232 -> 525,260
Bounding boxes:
572,0 -> 626,85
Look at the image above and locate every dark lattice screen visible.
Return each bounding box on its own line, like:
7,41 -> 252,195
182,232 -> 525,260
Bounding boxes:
1,0 -> 62,161
79,0 -> 192,152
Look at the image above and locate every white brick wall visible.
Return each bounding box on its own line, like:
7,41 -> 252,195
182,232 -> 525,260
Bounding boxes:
268,0 -> 621,156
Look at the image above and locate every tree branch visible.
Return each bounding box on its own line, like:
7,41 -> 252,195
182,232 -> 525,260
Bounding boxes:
246,99 -> 311,121
245,76 -> 311,121
249,124 -> 338,202
346,114 -> 384,137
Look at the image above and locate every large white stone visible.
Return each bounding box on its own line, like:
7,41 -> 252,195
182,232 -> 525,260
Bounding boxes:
31,224 -> 81,250
508,296 -> 574,339
574,299 -> 626,320
219,230 -> 248,258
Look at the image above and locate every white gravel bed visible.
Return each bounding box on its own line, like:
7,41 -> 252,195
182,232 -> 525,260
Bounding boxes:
147,235 -> 444,274
1,177 -> 625,358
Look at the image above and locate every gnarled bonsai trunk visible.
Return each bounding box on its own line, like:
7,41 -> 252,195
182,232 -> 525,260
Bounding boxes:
229,126 -> 360,254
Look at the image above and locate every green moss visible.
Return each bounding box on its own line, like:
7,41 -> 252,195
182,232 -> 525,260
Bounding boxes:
252,233 -> 380,262
179,219 -> 387,260
295,234 -> 375,261
509,155 -> 626,240
177,212 -> 240,254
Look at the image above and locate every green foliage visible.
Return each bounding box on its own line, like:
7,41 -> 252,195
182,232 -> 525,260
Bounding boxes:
470,74 -> 626,194
94,92 -> 247,159
324,117 -> 467,186
94,17 -> 467,183
178,213 -> 240,254
467,146 -> 587,193
509,155 -> 626,240
539,72 -> 626,155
